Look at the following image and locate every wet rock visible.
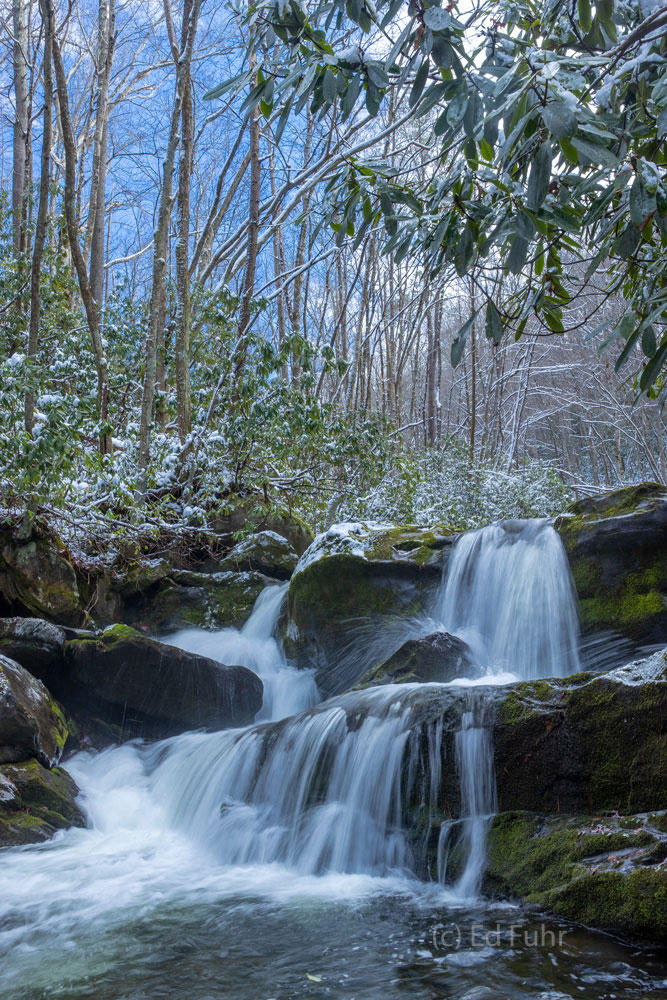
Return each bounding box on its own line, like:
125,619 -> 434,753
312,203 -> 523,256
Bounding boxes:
0,653 -> 69,767
284,522 -> 455,674
0,758 -> 85,848
61,624 -> 263,740
205,505 -> 314,555
132,569 -> 272,634
483,810 -> 667,945
555,482 -> 667,643
356,631 -> 475,687
0,518 -> 82,625
0,617 -> 66,679
493,650 -> 667,815
218,531 -> 298,579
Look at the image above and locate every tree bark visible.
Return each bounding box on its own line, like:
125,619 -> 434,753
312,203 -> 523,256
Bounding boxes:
12,0 -> 29,260
138,0 -> 201,476
25,1 -> 53,433
87,0 -> 116,309
233,60 -> 261,392
175,13 -> 195,443
45,0 -> 112,455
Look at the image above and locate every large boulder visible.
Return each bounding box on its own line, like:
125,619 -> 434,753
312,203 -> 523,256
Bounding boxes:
61,625 -> 263,740
355,631 -> 474,688
493,651 -> 667,815
0,758 -> 85,847
218,531 -> 298,579
0,617 -> 66,676
555,482 -> 667,643
130,569 -> 272,634
0,517 -> 82,625
283,522 -> 455,676
0,654 -> 69,767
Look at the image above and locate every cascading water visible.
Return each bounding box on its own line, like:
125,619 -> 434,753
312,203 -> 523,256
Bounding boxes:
434,518 -> 581,680
437,697 -> 498,898
167,582 -> 319,721
1,519 -> 622,1000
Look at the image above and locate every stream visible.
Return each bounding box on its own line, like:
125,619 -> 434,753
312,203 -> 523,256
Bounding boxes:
1,520 -> 666,999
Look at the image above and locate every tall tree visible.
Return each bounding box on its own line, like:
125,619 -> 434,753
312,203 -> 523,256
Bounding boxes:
25,0 -> 53,433
138,0 -> 202,477
44,0 -> 112,454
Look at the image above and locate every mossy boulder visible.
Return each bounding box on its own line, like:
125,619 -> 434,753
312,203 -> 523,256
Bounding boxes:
0,517 -> 82,626
218,531 -> 298,579
0,654 -> 69,767
0,758 -> 85,848
555,482 -> 667,643
206,505 -> 314,555
61,624 -> 263,740
493,651 -> 667,815
483,810 -> 667,944
131,569 -> 271,634
283,522 -> 456,680
355,631 -> 474,688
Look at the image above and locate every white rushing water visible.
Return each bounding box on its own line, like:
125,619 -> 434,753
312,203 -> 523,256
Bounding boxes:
0,519 -> 585,983
167,582 -> 319,721
434,519 -> 581,680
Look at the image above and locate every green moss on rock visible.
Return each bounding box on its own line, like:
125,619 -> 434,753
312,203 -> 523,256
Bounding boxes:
0,758 -> 85,848
555,483 -> 667,642
546,869 -> 667,944
134,569 -> 272,633
494,663 -> 667,815
483,810 -> 667,943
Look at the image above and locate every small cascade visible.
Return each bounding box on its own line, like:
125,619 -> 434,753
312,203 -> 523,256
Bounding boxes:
434,518 -> 581,680
437,697 -> 497,899
168,583 -> 319,721
145,685 -> 440,876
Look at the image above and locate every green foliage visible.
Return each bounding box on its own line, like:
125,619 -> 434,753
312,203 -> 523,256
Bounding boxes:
236,0 -> 667,395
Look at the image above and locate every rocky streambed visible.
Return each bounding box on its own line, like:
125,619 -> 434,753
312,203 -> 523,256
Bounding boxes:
0,483 -> 666,953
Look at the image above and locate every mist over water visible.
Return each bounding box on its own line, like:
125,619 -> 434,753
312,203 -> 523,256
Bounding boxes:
0,522 -> 662,999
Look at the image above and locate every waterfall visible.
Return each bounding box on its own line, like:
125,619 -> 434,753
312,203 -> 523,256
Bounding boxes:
167,583 -> 319,721
143,685 -> 441,876
434,518 -> 581,680
0,516 -> 585,967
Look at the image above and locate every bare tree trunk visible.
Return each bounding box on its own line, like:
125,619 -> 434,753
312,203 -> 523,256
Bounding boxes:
12,0 -> 29,260
45,0 -> 112,454
233,58 -> 261,392
25,2 -> 53,433
175,13 -> 195,443
138,0 -> 201,476
87,0 -> 116,309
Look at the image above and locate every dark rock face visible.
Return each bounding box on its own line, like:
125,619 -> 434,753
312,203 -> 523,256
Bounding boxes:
0,758 -> 85,847
218,531 -> 298,579
555,482 -> 667,643
284,523 -> 455,674
0,654 -> 69,768
129,570 -> 272,634
357,631 -> 474,687
0,617 -> 66,677
61,625 -> 263,740
205,507 -> 314,556
493,654 -> 667,815
483,810 -> 667,946
0,519 -> 82,626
